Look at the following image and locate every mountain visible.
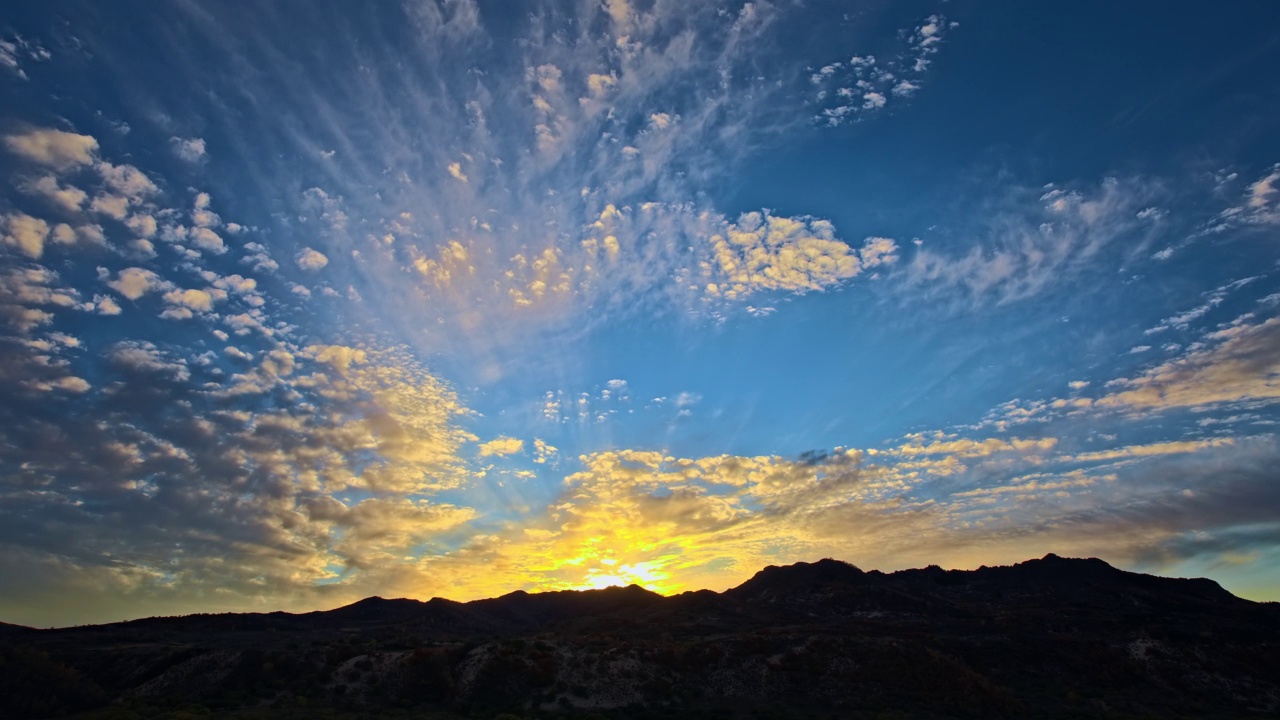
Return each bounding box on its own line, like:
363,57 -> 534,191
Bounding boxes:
2,555 -> 1277,719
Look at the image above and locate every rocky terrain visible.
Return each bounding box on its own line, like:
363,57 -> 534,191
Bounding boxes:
3,554 -> 1278,719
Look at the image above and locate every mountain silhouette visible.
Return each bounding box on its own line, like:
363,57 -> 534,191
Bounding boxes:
2,555 -> 1277,719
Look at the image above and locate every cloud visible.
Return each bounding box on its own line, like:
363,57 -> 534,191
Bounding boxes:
1209,163 -> 1280,230
22,175 -> 88,212
1099,316 -> 1280,412
306,343 -> 367,373
702,212 -> 890,300
92,294 -> 122,315
811,15 -> 957,126
192,192 -> 221,228
49,375 -> 91,393
295,247 -> 329,270
478,436 -> 525,457
1063,438 -> 1235,464
905,177 -> 1156,304
406,438 -> 1029,598
404,0 -> 482,46
1247,166 -> 1280,211
978,309 -> 1280,431
5,0 -> 1278,625
241,242 -> 279,273
90,194 -> 130,220
96,161 -> 159,200
3,128 -> 98,170
302,497 -> 475,568
170,136 -> 207,162
106,267 -> 173,300
108,340 -> 192,381
1144,277 -> 1257,334
0,335 -> 481,623
162,287 -> 219,314
77,0 -> 856,371
0,266 -> 81,332
189,226 -> 227,254
124,213 -> 158,239
405,201 -> 885,339
1,213 -> 51,259
0,33 -> 50,80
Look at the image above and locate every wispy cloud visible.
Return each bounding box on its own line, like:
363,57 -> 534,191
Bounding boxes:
903,177 -> 1161,304
1208,163 -> 1280,231
0,32 -> 50,80
77,1 -> 912,373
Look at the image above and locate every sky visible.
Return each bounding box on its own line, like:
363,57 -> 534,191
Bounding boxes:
1,1 -> 1279,627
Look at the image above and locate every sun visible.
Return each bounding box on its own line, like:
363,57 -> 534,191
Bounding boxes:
577,561 -> 670,592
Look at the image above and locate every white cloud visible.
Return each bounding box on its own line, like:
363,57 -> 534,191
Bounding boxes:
22,175 -> 87,212
96,161 -> 159,200
50,224 -> 76,245
170,136 -> 207,162
192,192 -> 221,228
241,242 -> 279,274
106,267 -> 172,300
124,214 -> 158,238
2,213 -> 50,259
306,344 -> 368,373
859,236 -> 899,268
447,161 -> 468,183
296,247 -> 329,270
68,224 -> 104,247
213,273 -> 257,296
50,376 -> 91,393
189,226 -> 227,254
477,436 -> 525,457
129,239 -> 157,258
3,128 -> 98,170
301,187 -> 348,233
89,194 -> 129,220
162,288 -> 218,314
92,294 -> 122,315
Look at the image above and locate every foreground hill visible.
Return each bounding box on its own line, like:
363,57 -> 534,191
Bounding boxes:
3,554 -> 1278,719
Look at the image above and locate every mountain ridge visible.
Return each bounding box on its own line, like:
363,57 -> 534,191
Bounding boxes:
18,552 -> 1245,630
3,554 -> 1277,719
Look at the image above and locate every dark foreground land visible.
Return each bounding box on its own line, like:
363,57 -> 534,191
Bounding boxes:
2,554 -> 1278,719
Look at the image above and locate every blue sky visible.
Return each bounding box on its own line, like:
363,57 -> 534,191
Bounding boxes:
2,0 -> 1280,626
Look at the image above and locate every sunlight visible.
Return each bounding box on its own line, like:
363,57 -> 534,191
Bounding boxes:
577,560 -> 670,591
